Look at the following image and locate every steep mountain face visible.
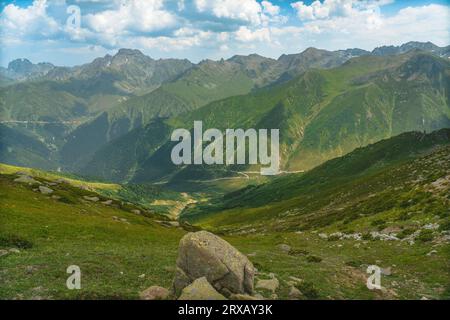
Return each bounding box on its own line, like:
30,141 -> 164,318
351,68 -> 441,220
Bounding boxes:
0,59 -> 55,81
273,47 -> 371,84
62,42 -> 450,174
45,49 -> 193,94
0,49 -> 194,123
80,119 -> 173,182
0,50 -> 194,168
60,55 -> 275,169
1,42 -> 449,176
182,128 -> 450,233
60,47 -> 373,171
0,124 -> 57,170
372,41 -> 450,58
81,51 -> 450,184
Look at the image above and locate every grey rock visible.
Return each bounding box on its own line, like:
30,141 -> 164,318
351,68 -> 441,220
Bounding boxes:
83,196 -> 99,202
277,244 -> 291,253
229,294 -> 261,300
139,286 -> 169,300
289,286 -> 302,300
14,175 -> 40,185
381,267 -> 392,276
169,221 -> 180,227
255,277 -> 279,293
38,186 -> 54,194
178,277 -> 227,300
173,231 -> 254,298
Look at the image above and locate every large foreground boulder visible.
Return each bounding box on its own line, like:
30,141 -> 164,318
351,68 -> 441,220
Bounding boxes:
173,231 -> 254,298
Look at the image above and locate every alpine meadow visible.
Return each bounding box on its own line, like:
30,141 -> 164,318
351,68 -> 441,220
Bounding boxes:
1,0 -> 450,303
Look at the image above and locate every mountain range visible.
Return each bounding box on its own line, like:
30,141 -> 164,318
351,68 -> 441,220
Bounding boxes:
0,41 -> 449,187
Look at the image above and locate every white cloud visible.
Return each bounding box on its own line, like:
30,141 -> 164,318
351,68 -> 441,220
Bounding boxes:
288,3 -> 449,50
193,0 -> 264,25
235,26 -> 271,43
0,0 -> 448,65
84,0 -> 177,36
0,0 -> 60,40
291,0 -> 393,21
261,1 -> 280,16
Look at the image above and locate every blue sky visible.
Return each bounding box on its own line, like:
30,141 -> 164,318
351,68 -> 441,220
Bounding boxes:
0,0 -> 449,66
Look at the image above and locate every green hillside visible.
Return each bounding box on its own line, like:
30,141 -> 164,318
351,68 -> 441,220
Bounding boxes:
60,58 -> 270,170
182,129 -> 450,234
1,130 -> 449,299
82,51 -> 449,185
0,169 -> 186,299
0,125 -> 58,170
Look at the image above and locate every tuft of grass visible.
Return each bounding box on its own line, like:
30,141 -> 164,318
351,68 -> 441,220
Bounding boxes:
416,229 -> 434,242
297,281 -> 320,299
306,255 -> 322,263
397,228 -> 415,239
0,234 -> 33,249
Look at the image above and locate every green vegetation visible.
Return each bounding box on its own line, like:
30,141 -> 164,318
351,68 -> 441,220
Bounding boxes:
1,43 -> 450,300
0,172 -> 186,299
77,51 -> 450,185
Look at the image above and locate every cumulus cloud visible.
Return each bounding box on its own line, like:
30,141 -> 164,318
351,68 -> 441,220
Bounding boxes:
291,0 -> 393,21
288,3 -> 449,51
0,0 -> 60,40
235,26 -> 271,43
84,0 -> 177,36
0,0 -> 449,65
193,0 -> 263,25
262,1 -> 280,16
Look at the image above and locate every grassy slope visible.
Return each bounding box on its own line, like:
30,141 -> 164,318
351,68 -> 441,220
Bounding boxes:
177,130 -> 450,299
0,173 -> 186,299
1,166 -> 448,300
0,163 -> 188,216
184,129 -> 450,231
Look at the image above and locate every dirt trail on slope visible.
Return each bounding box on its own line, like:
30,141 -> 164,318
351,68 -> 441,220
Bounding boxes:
151,193 -> 197,220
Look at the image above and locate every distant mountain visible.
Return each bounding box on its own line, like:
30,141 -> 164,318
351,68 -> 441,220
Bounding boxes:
0,49 -> 194,161
372,41 -> 450,58
1,41 -> 449,177
273,47 -> 371,84
0,58 -> 55,81
59,57 -> 262,169
80,50 -> 450,184
58,46 -> 375,170
44,49 -> 193,94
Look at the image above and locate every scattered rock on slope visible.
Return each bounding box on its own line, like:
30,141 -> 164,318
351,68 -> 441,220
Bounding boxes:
178,277 -> 226,300
255,277 -> 279,293
277,244 -> 291,253
14,175 -> 40,185
38,186 -> 54,194
172,231 -> 255,298
139,286 -> 169,300
83,196 -> 99,202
